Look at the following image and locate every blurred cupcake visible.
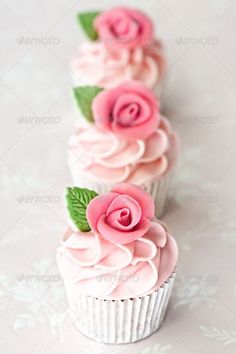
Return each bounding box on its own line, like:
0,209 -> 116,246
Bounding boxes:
71,7 -> 166,96
68,81 -> 179,217
57,183 -> 178,343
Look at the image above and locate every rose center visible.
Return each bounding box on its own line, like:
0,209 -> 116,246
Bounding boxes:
111,17 -> 139,42
112,18 -> 130,36
112,93 -> 152,129
116,103 -> 140,126
105,195 -> 142,232
119,208 -> 131,226
106,207 -> 133,231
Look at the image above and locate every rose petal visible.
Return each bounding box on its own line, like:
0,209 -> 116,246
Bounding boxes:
113,93 -> 151,125
106,195 -> 142,230
97,215 -> 150,244
92,85 -> 123,131
87,193 -> 118,234
113,110 -> 158,140
111,183 -> 155,219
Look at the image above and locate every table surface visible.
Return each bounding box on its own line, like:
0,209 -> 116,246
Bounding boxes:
1,1 -> 236,353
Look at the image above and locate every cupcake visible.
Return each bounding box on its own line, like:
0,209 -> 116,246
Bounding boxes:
71,7 -> 166,96
57,183 -> 178,343
68,81 -> 179,217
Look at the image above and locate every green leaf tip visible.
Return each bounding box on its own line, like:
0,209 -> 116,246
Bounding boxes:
77,11 -> 100,41
66,186 -> 98,232
73,86 -> 104,122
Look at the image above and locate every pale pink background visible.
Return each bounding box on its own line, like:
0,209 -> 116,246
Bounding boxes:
1,0 -> 236,353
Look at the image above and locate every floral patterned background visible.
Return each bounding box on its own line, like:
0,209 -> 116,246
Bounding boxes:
1,0 -> 236,353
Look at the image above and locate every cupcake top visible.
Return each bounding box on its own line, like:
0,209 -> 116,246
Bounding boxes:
57,183 -> 178,300
72,7 -> 166,89
69,81 -> 179,185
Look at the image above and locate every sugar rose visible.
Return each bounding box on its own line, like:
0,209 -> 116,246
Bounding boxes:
87,183 -> 155,244
92,81 -> 160,140
94,7 -> 153,49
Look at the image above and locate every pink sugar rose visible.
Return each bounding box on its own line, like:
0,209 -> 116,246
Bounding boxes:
87,183 -> 155,245
92,81 -> 160,140
94,7 -> 153,49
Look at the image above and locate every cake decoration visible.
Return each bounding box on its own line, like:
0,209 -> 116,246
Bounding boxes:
73,86 -> 103,122
66,183 -> 156,244
78,11 -> 100,41
70,81 -> 178,188
72,6 -> 166,91
66,187 -> 98,232
86,183 -> 155,244
78,7 -> 153,49
74,80 -> 160,140
58,183 -> 178,342
59,183 -> 178,299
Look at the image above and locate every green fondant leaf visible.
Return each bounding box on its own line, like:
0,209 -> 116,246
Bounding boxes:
73,86 -> 103,122
66,187 -> 98,232
77,11 -> 100,41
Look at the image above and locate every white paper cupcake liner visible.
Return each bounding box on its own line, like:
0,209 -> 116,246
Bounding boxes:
64,271 -> 176,344
141,173 -> 171,218
69,162 -> 171,218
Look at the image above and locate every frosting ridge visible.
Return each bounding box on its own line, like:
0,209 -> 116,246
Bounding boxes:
72,40 -> 165,89
57,222 -> 178,299
68,116 -> 178,185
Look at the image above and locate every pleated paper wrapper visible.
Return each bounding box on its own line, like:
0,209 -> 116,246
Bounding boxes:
64,271 -> 176,344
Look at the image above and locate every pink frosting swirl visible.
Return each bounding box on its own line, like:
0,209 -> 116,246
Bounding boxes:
57,222 -> 178,299
87,183 -> 154,245
71,40 -> 166,89
94,7 -> 153,49
69,116 -> 179,185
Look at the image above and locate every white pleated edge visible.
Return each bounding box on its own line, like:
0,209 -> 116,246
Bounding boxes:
70,169 -> 171,219
141,173 -> 171,218
65,271 -> 176,344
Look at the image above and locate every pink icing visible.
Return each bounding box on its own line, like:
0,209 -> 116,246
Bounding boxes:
71,40 -> 166,89
94,7 -> 153,49
92,81 -> 160,140
57,222 -> 178,299
68,116 -> 179,185
87,183 -> 154,244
